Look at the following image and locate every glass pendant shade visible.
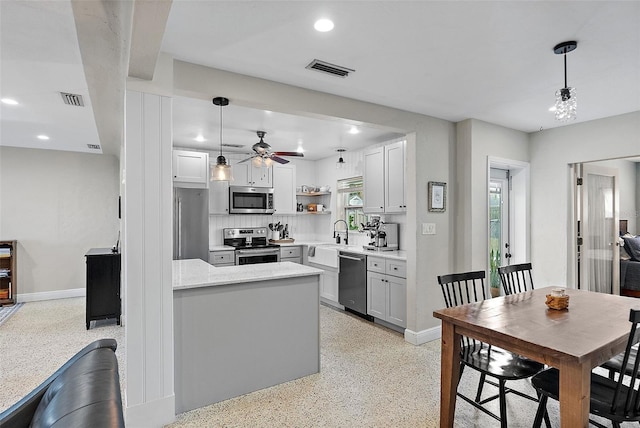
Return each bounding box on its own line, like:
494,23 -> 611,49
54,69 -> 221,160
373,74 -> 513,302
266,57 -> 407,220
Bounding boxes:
211,155 -> 232,181
554,87 -> 577,121
211,96 -> 232,181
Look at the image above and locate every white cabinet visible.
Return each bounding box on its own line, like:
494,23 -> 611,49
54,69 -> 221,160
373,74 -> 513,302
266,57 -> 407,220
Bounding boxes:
384,140 -> 406,213
232,161 -> 272,187
280,246 -> 302,264
367,256 -> 406,328
209,178 -> 229,215
363,147 -> 385,213
321,269 -> 339,303
209,250 -> 235,267
363,140 -> 406,213
272,164 -> 296,214
173,150 -> 209,188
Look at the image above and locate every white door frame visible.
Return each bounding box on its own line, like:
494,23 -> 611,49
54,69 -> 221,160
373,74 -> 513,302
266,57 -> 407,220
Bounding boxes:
487,157 -> 530,276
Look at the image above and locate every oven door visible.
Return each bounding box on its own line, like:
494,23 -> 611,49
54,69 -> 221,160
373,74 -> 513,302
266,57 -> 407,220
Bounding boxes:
235,249 -> 280,265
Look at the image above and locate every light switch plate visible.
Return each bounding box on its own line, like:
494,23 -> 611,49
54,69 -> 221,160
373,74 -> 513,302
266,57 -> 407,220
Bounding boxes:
422,223 -> 436,235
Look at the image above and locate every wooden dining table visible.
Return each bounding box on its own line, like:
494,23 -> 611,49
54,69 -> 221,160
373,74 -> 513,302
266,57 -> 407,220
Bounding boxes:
433,286 -> 640,427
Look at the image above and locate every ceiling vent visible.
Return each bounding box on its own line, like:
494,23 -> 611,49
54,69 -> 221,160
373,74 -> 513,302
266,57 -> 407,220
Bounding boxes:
222,143 -> 244,149
60,92 -> 84,107
306,59 -> 355,78
87,144 -> 101,150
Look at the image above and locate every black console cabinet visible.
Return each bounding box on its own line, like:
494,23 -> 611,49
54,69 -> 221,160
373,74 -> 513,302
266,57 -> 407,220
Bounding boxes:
85,248 -> 121,329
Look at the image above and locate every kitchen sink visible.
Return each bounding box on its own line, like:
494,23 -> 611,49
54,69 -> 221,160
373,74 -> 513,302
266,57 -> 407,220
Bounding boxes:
307,243 -> 360,268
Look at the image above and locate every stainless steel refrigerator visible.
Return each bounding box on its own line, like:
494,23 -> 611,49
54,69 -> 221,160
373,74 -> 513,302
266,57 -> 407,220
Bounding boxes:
173,188 -> 209,261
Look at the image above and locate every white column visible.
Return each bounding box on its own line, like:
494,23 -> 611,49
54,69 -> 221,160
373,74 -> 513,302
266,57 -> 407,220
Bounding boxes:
123,90 -> 175,426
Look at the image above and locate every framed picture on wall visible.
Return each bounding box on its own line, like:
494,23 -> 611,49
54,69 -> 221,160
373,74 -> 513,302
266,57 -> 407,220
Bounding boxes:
428,181 -> 446,212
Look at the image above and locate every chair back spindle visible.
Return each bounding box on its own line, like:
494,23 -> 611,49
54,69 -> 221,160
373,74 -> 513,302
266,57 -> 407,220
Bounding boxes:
612,309 -> 640,416
498,263 -> 534,295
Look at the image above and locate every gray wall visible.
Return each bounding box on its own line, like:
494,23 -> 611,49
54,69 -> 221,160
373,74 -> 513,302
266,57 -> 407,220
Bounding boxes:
0,146 -> 119,296
529,111 -> 640,286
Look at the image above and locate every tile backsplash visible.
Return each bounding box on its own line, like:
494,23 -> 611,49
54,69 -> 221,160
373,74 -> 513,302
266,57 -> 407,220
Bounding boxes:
209,214 -> 324,245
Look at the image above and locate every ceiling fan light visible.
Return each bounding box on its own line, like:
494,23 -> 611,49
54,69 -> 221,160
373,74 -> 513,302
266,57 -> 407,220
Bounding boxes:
263,157 -> 273,168
252,156 -> 263,168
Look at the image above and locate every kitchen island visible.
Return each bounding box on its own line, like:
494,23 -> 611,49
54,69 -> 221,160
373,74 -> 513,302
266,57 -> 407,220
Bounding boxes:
173,259 -> 322,413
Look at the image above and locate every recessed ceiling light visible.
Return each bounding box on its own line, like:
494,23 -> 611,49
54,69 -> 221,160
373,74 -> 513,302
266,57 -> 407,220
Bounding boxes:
1,98 -> 18,105
348,126 -> 360,134
195,134 -> 205,142
296,146 -> 304,154
548,106 -> 557,112
314,18 -> 334,32
37,135 -> 49,140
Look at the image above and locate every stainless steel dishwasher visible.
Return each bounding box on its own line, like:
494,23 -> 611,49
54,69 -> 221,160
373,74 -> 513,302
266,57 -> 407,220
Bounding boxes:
338,251 -> 370,318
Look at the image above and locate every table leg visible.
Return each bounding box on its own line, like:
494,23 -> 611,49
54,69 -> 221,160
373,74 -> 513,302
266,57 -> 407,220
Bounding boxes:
558,361 -> 590,427
440,321 -> 461,428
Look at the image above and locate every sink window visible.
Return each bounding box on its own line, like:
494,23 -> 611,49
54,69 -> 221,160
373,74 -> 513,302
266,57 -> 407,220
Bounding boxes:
337,177 -> 367,231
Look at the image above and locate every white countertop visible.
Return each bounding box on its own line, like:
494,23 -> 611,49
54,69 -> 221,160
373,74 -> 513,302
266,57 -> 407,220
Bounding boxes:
209,241 -> 407,261
173,259 -> 323,290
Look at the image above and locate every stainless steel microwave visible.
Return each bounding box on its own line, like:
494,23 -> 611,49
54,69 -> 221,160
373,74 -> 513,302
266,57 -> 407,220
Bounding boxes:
229,186 -> 274,214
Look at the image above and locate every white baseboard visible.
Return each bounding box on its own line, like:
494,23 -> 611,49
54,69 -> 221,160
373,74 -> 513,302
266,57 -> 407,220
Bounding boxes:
404,325 -> 441,345
17,288 -> 85,303
125,394 -> 175,427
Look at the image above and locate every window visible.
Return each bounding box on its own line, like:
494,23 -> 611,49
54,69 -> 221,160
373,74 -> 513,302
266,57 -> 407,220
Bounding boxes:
337,176 -> 366,231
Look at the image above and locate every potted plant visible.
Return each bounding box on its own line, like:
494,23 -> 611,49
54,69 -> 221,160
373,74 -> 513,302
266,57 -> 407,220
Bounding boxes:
489,248 -> 501,298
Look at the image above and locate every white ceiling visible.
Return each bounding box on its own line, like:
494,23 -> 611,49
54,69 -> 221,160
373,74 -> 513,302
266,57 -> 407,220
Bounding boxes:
2,1 -> 639,161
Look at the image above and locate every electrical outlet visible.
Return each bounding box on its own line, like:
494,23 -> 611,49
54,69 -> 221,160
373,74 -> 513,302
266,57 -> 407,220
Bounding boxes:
422,223 -> 436,235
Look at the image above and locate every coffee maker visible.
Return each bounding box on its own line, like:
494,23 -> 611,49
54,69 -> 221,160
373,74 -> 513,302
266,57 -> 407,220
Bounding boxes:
363,221 -> 399,251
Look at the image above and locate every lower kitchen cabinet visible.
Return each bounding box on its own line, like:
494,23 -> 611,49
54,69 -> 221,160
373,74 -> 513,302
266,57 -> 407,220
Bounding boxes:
321,270 -> 339,303
366,257 -> 406,328
209,250 -> 235,267
281,246 -> 302,264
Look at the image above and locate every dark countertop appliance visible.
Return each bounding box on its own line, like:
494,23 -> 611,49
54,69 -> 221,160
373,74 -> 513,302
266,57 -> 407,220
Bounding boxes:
223,227 -> 280,265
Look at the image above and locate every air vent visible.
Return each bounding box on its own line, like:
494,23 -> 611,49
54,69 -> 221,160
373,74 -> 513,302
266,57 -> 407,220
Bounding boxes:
60,92 -> 84,107
87,144 -> 101,150
222,143 -> 244,148
306,59 -> 355,78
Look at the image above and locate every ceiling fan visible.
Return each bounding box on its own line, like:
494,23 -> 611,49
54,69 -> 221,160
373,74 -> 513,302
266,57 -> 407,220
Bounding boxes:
238,131 -> 304,165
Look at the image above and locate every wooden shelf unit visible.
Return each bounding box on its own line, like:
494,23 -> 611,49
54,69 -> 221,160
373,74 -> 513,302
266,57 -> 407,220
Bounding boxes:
0,240 -> 17,306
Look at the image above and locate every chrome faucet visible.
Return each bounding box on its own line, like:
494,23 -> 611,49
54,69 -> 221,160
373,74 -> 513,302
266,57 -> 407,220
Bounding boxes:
333,220 -> 349,245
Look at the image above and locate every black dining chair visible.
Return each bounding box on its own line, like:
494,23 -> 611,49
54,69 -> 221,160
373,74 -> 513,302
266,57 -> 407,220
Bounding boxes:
437,270 -> 550,428
532,309 -> 640,428
498,262 -> 534,295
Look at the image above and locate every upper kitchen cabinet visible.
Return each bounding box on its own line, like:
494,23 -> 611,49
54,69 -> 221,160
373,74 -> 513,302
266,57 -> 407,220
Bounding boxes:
173,149 -> 209,188
232,161 -> 272,187
272,163 -> 296,214
384,140 -> 406,213
363,140 -> 406,214
363,147 -> 385,213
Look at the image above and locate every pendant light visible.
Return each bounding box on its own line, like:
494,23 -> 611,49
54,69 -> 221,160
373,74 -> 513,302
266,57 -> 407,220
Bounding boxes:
336,148 -> 346,169
553,41 -> 578,122
211,97 -> 232,181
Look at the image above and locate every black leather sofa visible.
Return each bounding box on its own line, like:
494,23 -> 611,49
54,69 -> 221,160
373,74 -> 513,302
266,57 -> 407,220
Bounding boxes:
0,338 -> 124,428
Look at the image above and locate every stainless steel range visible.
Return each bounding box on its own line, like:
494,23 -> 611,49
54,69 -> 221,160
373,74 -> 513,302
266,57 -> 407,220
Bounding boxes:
223,227 -> 280,265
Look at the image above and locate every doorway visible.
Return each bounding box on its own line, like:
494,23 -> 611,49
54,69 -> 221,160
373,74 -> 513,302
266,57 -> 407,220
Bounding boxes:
487,158 -> 530,294
574,163 -> 620,294
489,168 -> 510,290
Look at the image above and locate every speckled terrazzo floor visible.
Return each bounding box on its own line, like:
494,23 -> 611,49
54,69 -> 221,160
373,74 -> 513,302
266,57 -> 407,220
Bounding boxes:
1,299 -> 624,427
0,297 -> 125,412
